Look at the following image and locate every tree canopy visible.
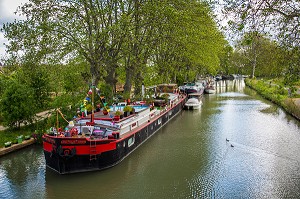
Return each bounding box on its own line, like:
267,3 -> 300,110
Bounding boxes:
0,0 -> 228,127
217,0 -> 299,81
2,0 -> 226,87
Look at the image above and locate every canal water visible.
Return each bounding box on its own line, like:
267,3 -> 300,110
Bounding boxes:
1,79 -> 300,199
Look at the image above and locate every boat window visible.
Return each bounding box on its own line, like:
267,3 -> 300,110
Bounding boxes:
158,119 -> 161,125
106,130 -> 113,136
128,136 -> 135,147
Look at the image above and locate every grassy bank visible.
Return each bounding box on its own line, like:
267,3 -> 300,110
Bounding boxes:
0,120 -> 46,148
245,78 -> 300,120
0,96 -> 76,148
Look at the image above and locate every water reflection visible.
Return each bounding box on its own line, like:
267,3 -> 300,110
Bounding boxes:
1,79 -> 300,199
0,145 -> 45,199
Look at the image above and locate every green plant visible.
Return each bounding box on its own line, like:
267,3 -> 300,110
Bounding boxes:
103,105 -> 109,111
115,110 -> 123,116
161,93 -> 170,102
86,104 -> 93,112
131,107 -> 135,113
123,105 -> 132,112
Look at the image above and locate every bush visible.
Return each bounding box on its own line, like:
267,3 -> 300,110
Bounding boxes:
0,80 -> 36,128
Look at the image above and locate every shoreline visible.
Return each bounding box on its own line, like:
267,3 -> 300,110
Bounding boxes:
0,138 -> 36,157
245,79 -> 300,121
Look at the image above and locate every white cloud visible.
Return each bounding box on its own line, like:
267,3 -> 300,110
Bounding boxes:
0,0 -> 28,59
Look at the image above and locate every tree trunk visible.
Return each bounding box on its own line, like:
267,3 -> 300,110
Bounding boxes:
90,61 -> 100,86
124,64 -> 132,93
105,64 -> 118,93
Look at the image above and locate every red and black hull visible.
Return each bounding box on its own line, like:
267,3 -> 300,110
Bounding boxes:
43,97 -> 186,174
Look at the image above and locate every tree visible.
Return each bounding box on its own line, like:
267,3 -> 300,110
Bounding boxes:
152,1 -> 225,83
2,0 -> 227,99
0,80 -> 36,128
2,0 -> 128,86
219,0 -> 299,80
220,0 -> 300,47
235,32 -> 287,78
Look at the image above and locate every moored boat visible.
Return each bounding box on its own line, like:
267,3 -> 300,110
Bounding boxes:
179,82 -> 204,94
204,86 -> 216,94
184,93 -> 202,110
42,84 -> 186,174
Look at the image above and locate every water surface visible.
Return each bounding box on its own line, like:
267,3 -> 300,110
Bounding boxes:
1,79 -> 300,199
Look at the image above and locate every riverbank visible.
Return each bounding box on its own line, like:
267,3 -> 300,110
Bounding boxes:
245,78 -> 300,120
0,109 -> 53,148
0,138 -> 36,157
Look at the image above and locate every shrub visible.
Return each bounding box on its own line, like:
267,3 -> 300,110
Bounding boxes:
0,80 -> 36,128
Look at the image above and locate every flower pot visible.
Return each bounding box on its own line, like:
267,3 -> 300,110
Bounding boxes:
5,142 -> 12,148
124,112 -> 130,117
17,137 -> 23,144
114,115 -> 120,121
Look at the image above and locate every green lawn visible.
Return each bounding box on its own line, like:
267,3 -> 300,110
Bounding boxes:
0,121 -> 45,148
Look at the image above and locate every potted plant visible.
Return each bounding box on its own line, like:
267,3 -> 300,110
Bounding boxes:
123,105 -> 132,117
25,135 -> 31,140
114,110 -> 122,121
130,107 -> 135,115
4,141 -> 12,148
86,104 -> 93,115
103,106 -> 109,115
119,110 -> 124,119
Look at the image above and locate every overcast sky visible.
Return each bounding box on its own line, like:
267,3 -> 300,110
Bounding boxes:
0,0 -> 28,59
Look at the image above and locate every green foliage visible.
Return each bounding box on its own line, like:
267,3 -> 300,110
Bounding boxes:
283,48 -> 300,86
219,0 -> 299,81
123,105 -> 132,112
233,33 -> 287,77
62,61 -> 89,93
23,66 -> 51,110
0,80 -> 36,128
220,0 -> 300,48
0,129 -> 33,147
86,104 -> 92,112
103,105 -> 109,111
114,110 -> 122,116
45,107 -> 74,130
98,82 -> 113,103
245,79 -> 288,106
51,92 -> 82,109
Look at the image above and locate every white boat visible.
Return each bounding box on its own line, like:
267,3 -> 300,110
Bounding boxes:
204,86 -> 216,94
179,82 -> 204,94
184,93 -> 202,110
204,78 -> 216,94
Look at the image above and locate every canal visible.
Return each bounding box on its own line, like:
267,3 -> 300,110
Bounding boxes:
1,79 -> 300,199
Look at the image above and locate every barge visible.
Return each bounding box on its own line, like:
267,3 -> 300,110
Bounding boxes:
42,84 -> 186,174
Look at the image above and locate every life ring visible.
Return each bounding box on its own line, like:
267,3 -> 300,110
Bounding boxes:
64,149 -> 70,156
58,146 -> 76,158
